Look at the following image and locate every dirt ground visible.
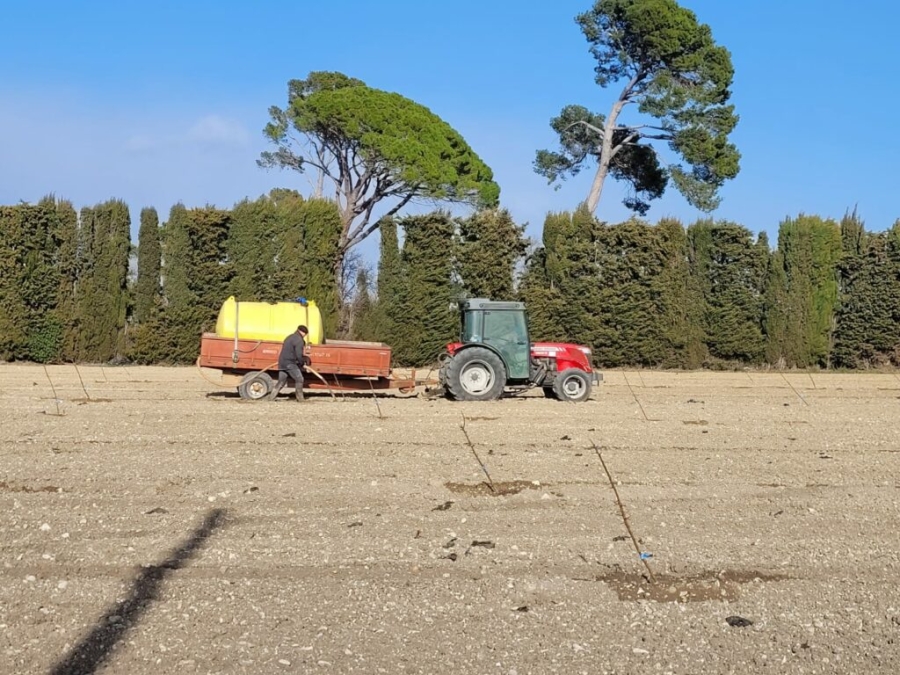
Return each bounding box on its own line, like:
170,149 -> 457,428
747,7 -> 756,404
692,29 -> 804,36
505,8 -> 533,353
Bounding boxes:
2,365 -> 899,674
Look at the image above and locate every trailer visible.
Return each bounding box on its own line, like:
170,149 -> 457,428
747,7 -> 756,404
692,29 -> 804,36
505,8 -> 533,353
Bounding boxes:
197,333 -> 419,400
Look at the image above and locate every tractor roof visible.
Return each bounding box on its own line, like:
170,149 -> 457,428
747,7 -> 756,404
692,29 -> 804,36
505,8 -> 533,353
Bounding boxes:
460,298 -> 526,311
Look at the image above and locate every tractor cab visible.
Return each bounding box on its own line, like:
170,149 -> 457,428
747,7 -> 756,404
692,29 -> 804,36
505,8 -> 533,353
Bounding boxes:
458,298 -> 531,381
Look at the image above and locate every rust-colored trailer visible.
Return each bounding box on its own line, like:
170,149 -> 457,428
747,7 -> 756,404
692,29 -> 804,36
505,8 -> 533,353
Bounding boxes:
197,333 -> 417,400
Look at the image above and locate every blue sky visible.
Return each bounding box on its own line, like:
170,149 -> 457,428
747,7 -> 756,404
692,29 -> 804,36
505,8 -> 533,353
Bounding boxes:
2,0 -> 898,264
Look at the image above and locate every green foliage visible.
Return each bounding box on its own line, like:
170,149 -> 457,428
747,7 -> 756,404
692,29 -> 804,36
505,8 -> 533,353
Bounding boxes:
455,208 -> 528,300
296,198 -> 342,335
688,220 -> 768,364
228,190 -> 342,335
135,207 -> 162,324
53,198 -> 80,361
391,213 -> 459,366
655,218 -> 706,367
228,195 -> 281,301
536,0 -> 740,214
75,200 -> 131,362
517,247 -> 569,343
832,213 -> 900,367
535,105 -> 667,215
0,207 -> 32,359
260,71 -> 500,288
764,215 -> 842,367
593,218 -> 665,365
519,208 -> 599,346
362,217 -> 404,343
27,313 -> 63,364
159,205 -> 231,363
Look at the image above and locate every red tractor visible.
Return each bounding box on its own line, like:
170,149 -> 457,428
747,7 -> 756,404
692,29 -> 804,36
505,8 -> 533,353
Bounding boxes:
437,298 -> 601,402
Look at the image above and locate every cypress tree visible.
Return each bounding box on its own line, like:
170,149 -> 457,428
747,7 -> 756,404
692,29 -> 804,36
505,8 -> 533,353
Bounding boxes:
765,215 -> 842,367
364,217 -> 403,343
596,218 -> 669,366
519,208 -> 599,347
517,246 -> 568,343
688,220 -> 768,364
157,204 -> 198,363
0,207 -> 30,359
393,212 -> 458,366
546,207 -> 602,349
229,196 -> 279,302
832,212 -> 900,367
655,218 -> 706,368
158,205 -> 230,363
298,199 -> 342,335
74,201 -> 131,362
0,202 -> 63,361
53,199 -> 80,361
455,208 -> 528,300
135,207 -> 162,324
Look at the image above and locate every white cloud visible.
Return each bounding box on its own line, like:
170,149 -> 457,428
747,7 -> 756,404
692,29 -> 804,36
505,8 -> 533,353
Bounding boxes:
186,114 -> 249,147
121,115 -> 250,154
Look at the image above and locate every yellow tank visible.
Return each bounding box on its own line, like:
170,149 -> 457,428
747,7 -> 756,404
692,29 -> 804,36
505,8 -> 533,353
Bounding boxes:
214,296 -> 325,344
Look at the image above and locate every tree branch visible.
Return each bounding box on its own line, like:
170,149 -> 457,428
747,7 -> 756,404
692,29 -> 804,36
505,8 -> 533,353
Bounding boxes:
347,189 -> 419,249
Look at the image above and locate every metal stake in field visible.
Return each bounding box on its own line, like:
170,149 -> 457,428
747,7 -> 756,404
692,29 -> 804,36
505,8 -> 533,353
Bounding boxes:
591,440 -> 656,583
460,415 -> 494,493
367,378 -> 385,419
43,365 -> 64,416
73,364 -> 91,401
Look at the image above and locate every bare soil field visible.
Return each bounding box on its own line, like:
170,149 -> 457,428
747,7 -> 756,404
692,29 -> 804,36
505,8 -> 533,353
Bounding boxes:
2,365 -> 900,674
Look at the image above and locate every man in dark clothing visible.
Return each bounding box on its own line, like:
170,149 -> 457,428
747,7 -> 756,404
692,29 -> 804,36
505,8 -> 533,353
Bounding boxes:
268,325 -> 309,401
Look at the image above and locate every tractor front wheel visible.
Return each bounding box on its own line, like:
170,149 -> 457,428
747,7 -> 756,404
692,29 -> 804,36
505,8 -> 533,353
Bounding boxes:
553,368 -> 592,403
445,348 -> 506,402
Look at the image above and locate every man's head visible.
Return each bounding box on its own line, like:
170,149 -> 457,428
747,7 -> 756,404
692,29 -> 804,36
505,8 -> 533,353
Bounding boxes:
297,325 -> 309,337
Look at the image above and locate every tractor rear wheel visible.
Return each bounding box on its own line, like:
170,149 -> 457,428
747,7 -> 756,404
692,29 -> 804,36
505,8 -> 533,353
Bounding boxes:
553,368 -> 592,403
445,347 -> 506,401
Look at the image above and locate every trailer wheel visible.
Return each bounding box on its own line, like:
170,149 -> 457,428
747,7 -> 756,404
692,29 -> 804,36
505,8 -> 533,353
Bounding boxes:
553,368 -> 592,403
238,371 -> 273,401
445,347 -> 506,402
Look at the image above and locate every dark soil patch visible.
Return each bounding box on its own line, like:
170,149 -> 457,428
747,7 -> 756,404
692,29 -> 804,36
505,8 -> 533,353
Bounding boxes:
0,480 -> 60,493
581,569 -> 792,603
444,480 -> 543,497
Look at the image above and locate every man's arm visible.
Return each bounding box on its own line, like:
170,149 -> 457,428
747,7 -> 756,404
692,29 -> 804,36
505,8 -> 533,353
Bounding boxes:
294,335 -> 307,365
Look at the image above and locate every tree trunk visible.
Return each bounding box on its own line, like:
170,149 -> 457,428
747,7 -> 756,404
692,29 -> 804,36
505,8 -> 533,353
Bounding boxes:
585,98 -> 629,215
585,161 -> 611,214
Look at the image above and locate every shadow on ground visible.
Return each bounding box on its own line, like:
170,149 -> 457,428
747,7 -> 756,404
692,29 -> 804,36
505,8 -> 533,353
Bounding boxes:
49,508 -> 228,675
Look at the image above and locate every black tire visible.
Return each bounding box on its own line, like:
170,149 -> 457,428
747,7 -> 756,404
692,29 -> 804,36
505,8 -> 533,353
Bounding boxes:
444,347 -> 507,401
542,387 -> 558,399
553,368 -> 592,403
238,371 -> 273,401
